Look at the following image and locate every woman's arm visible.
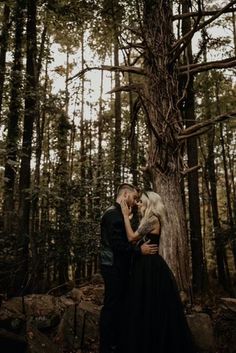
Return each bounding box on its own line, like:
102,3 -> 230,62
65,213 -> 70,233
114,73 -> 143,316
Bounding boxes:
120,201 -> 141,242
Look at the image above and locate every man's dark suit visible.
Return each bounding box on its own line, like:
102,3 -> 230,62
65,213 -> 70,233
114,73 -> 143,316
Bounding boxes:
99,202 -> 140,353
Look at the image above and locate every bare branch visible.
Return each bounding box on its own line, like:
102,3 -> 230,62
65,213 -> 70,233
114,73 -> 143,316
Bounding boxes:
171,1 -> 236,62
67,65 -> 145,82
170,1 -> 202,62
178,126 -> 212,140
67,66 -> 103,82
179,56 -> 236,75
106,83 -> 143,94
102,65 -> 145,75
173,8 -> 236,21
180,165 -> 201,175
119,43 -> 144,50
196,0 -> 236,32
178,111 -> 236,139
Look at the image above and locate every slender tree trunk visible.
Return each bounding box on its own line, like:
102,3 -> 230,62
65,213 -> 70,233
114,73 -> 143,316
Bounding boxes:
232,5 -> 236,56
65,47 -> 70,115
56,112 -> 71,285
226,127 -> 236,223
75,32 -> 86,282
3,0 -> 25,235
17,0 -> 38,293
41,94 -> 51,291
0,3 -> 11,118
128,66 -> 138,186
113,38 -> 122,193
87,116 -> 93,218
206,125 -> 232,292
95,69 -> 104,220
181,0 -> 207,296
31,34 -> 49,292
215,82 -> 236,268
80,32 -> 86,218
199,19 -> 232,292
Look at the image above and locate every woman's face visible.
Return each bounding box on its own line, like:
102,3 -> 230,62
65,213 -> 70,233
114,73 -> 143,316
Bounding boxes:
138,198 -> 146,217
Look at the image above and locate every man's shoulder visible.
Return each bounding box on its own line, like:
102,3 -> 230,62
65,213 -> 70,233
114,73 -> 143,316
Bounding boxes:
102,204 -> 120,220
103,205 -> 118,216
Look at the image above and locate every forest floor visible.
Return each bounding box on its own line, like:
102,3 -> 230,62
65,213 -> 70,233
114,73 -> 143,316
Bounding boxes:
0,274 -> 236,353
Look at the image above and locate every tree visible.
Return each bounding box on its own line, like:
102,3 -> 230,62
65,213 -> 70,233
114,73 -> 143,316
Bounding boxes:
180,0 -> 207,296
95,0 -> 236,292
3,0 -> 25,235
17,0 -> 38,293
0,2 -> 11,117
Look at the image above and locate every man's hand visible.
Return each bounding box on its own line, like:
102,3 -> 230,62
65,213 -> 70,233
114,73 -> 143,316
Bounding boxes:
140,240 -> 158,255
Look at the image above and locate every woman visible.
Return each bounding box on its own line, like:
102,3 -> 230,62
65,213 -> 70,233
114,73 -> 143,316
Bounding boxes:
120,191 -> 197,353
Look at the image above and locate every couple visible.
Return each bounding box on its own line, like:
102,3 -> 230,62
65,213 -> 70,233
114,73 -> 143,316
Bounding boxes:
99,183 -> 197,353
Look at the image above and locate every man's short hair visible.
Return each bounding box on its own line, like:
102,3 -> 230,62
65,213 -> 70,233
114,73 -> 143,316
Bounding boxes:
117,183 -> 139,196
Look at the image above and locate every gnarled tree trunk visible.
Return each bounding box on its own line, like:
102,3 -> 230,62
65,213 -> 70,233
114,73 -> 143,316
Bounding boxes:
141,0 -> 190,292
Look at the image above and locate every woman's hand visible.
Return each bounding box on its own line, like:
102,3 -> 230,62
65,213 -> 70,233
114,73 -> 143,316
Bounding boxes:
120,200 -> 132,218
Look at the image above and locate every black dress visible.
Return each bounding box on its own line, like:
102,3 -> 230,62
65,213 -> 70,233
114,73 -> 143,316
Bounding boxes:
123,233 -> 197,353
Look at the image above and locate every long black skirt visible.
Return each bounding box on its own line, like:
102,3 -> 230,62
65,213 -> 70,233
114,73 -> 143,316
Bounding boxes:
122,253 -> 197,353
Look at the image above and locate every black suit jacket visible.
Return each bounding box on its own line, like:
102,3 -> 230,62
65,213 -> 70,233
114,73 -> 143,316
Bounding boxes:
100,202 -> 140,275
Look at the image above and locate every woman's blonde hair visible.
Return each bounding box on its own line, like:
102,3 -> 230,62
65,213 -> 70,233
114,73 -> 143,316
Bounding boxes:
139,191 -> 167,228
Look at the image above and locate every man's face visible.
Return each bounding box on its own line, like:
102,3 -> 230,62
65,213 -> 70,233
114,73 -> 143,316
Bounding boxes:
126,190 -> 139,209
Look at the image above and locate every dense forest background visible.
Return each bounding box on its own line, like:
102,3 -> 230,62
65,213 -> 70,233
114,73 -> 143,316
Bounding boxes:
0,0 -> 235,301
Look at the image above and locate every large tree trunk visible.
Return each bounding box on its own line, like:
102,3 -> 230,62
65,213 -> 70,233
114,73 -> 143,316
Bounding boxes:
17,0 -> 38,293
3,0 -> 25,235
154,175 -> 190,293
139,1 -> 190,292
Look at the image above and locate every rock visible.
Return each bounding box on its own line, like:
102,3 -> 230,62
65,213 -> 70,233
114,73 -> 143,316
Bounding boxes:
187,313 -> 216,352
219,297 -> 236,313
0,297 -> 26,333
214,297 -> 236,353
0,294 -> 73,332
58,299 -> 100,351
79,284 -> 104,306
67,288 -> 82,302
27,323 -> 62,353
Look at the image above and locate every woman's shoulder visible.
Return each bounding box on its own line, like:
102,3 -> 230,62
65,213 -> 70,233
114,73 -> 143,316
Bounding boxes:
137,215 -> 160,237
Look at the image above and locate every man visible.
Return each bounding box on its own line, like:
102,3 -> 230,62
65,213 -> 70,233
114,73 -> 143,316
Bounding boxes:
99,183 -> 158,353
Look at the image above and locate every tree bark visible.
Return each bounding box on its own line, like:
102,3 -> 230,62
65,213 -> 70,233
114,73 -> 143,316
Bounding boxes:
0,3 -> 11,118
56,112 -> 71,284
113,36 -> 122,193
140,0 -> 191,292
3,0 -> 25,235
215,82 -> 236,268
80,32 -> 86,219
181,0 -> 207,296
17,0 -> 38,293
